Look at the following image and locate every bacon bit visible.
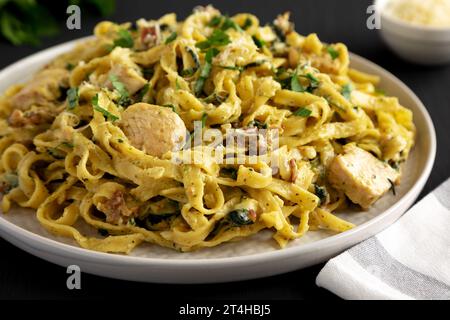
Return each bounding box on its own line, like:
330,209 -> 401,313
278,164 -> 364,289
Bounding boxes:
248,209 -> 257,222
140,25 -> 160,48
99,190 -> 138,225
289,159 -> 298,183
8,109 -> 43,127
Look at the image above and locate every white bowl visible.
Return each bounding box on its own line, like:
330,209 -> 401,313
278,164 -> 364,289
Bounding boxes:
376,0 -> 450,65
0,38 -> 436,284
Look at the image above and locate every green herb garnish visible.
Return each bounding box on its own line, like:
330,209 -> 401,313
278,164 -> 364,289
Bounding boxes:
314,185 -> 328,204
196,29 -> 230,50
243,60 -> 266,69
292,107 -> 312,117
92,94 -> 119,122
165,32 -> 177,44
228,209 -> 254,226
291,70 -> 305,92
217,65 -> 243,71
109,74 -> 130,106
163,104 -> 176,113
248,119 -> 268,129
112,29 -> 134,49
341,83 -> 353,100
194,48 -> 219,96
242,17 -> 252,30
221,16 -> 242,32
136,83 -> 149,102
201,112 -> 208,128
67,87 -> 79,110
252,36 -> 266,48
327,46 -> 339,60
186,47 -> 201,69
208,16 -> 223,27
220,167 -> 238,180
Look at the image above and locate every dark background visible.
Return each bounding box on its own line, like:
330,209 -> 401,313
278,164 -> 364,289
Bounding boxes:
0,0 -> 448,300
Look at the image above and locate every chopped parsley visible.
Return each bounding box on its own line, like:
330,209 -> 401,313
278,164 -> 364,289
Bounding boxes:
302,73 -> 320,90
221,16 -> 242,32
181,48 -> 200,77
314,185 -> 328,204
67,87 -> 79,110
66,63 -> 75,71
242,17 -> 253,30
327,46 -> 340,60
208,15 -> 243,32
217,65 -> 243,71
186,47 -> 200,69
228,209 -> 254,226
136,83 -> 149,102
196,29 -> 230,50
201,112 -> 208,128
180,68 -> 196,77
341,83 -> 353,100
194,48 -> 219,96
163,104 -> 176,112
202,92 -> 228,104
109,74 -> 130,106
208,16 -> 222,27
252,36 -> 266,48
243,60 -> 266,69
92,94 -> 119,122
248,119 -> 268,129
165,32 -> 177,44
292,107 -> 312,117
111,29 -> 134,49
291,70 -> 306,92
220,167 -> 238,180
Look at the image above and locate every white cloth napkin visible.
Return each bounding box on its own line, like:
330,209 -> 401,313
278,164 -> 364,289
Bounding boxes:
316,178 -> 450,300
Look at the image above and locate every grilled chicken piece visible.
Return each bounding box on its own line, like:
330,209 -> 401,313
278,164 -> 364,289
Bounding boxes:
328,144 -> 400,209
119,103 -> 186,157
107,48 -> 146,95
10,68 -> 69,110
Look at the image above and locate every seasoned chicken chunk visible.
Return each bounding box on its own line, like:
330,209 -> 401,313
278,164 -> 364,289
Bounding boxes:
10,68 -> 69,110
106,48 -> 146,95
328,145 -> 400,209
120,103 -> 186,157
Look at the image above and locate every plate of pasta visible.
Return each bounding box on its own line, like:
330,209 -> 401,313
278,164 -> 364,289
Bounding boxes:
0,6 -> 435,283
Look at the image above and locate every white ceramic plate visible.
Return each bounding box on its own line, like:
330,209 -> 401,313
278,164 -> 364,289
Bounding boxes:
0,39 -> 436,283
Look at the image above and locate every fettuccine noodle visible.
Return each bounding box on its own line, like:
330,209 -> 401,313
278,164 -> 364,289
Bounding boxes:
0,6 -> 415,253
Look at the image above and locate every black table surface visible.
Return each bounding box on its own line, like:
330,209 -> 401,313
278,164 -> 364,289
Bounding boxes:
0,0 -> 448,300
